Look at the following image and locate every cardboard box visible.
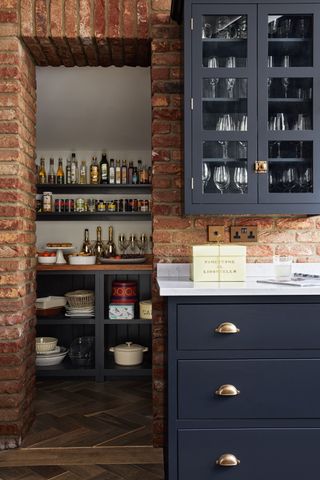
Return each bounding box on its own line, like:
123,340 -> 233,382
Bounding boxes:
191,245 -> 246,282
109,303 -> 135,320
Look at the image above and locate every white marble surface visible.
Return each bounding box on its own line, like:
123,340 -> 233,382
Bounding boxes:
157,263 -> 320,296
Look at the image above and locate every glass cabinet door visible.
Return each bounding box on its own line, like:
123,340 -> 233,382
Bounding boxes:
191,5 -> 258,204
258,5 -> 320,204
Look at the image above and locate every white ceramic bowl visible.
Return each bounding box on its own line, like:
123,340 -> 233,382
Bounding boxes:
68,255 -> 96,265
36,350 -> 67,366
36,337 -> 58,354
38,256 -> 57,265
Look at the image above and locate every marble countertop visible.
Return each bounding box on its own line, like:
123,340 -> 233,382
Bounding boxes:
157,263 -> 320,296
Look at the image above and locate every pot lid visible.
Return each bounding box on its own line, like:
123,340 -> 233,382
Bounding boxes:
113,341 -> 145,352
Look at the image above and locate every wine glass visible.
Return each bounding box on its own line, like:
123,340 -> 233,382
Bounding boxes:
202,23 -> 213,38
213,165 -> 230,194
136,234 -> 148,255
234,166 -> 248,193
129,234 -> 136,255
226,77 -> 236,98
208,77 -> 219,98
202,162 -> 211,190
282,77 -> 290,98
238,141 -> 247,159
225,56 -> 236,68
118,234 -> 129,256
299,167 -> 312,192
218,141 -> 229,159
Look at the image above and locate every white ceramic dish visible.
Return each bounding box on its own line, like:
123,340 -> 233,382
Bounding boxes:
36,337 -> 58,353
38,256 -> 57,265
36,348 -> 68,366
36,296 -> 67,309
69,255 -> 96,265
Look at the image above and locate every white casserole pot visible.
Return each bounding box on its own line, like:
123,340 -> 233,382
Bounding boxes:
109,341 -> 148,366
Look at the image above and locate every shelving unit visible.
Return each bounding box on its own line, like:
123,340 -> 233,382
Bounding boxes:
36,183 -> 151,194
36,265 -> 152,381
36,212 -> 151,221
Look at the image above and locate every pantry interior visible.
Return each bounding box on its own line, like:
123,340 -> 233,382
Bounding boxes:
30,66 -> 154,447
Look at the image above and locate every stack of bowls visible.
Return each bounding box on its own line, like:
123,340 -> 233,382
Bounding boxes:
35,337 -> 68,366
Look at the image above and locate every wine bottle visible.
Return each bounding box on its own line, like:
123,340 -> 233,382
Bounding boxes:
38,158 -> 47,184
48,158 -> 56,184
128,161 -> 133,184
115,160 -> 121,185
90,156 -> 99,184
79,160 -> 87,184
81,228 -> 92,254
71,153 -> 77,184
66,158 -> 71,184
56,158 -> 64,184
100,153 -> 109,184
109,159 -> 115,184
121,160 -> 127,184
105,226 -> 116,257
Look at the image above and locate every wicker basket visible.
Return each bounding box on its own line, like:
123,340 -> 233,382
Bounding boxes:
65,290 -> 94,308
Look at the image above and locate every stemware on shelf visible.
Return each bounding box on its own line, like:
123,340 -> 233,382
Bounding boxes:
118,235 -> 129,255
202,23 -> 213,38
213,165 -> 230,194
293,114 -> 311,130
234,166 -> 248,193
282,77 -> 290,98
208,77 -> 219,98
208,56 -> 219,68
218,140 -> 229,159
202,162 -> 211,190
226,77 -> 236,98
299,167 -> 312,191
269,113 -> 289,130
281,55 -> 290,68
226,56 -> 236,68
238,141 -> 247,159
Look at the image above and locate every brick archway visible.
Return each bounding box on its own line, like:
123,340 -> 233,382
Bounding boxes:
0,0 -> 182,450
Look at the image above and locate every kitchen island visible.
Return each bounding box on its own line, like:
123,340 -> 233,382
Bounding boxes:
158,263 -> 320,480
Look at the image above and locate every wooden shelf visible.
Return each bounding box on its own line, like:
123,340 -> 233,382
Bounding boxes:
36,260 -> 152,272
104,318 -> 152,325
36,212 -> 151,221
36,184 -> 151,194
37,358 -> 96,377
37,316 -> 96,325
104,355 -> 152,377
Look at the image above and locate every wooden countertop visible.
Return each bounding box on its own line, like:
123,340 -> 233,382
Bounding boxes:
37,257 -> 153,271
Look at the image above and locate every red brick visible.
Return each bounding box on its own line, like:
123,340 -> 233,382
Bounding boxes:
153,52 -> 181,65
0,0 -> 17,7
50,0 -> 63,37
297,231 -> 320,242
94,0 -> 105,38
276,245 -> 314,256
35,0 -> 48,37
258,230 -> 295,244
108,0 -> 121,38
151,13 -> 171,24
51,37 -> 75,67
0,10 -> 17,23
152,25 -> 182,40
0,38 -> 19,51
153,189 -> 181,203
137,0 -> 150,39
153,107 -> 182,120
64,0 -> 78,37
170,67 -> 183,79
246,245 -> 274,257
276,217 -> 315,230
153,216 -> 192,229
123,0 -> 135,38
152,0 -> 171,10
152,67 -> 170,80
152,121 -> 171,134
153,133 -> 182,148
79,0 -> 91,38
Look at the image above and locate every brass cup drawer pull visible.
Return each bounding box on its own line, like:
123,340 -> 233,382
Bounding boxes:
214,322 -> 240,334
216,453 -> 240,467
215,384 -> 240,396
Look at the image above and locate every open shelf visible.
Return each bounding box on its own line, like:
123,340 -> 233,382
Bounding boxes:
37,315 -> 95,325
104,318 -> 152,325
36,212 -> 151,221
37,358 -> 96,377
104,355 -> 152,377
36,184 -> 152,194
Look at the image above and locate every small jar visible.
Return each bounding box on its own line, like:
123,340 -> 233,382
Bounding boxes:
133,199 -> 138,212
42,192 -> 53,212
88,198 -> 96,212
140,200 -> 149,212
76,198 -> 85,212
108,200 -> 116,212
97,199 -> 106,212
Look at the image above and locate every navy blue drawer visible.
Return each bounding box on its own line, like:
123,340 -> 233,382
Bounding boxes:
178,359 -> 320,419
177,303 -> 320,350
178,428 -> 320,480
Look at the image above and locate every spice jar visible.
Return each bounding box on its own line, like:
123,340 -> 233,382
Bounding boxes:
97,199 -> 106,212
76,198 -> 85,212
42,192 -> 53,212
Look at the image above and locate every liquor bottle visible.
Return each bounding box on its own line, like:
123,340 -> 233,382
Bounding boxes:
71,153 -> 77,184
100,153 -> 108,184
115,159 -> 121,185
48,158 -> 56,184
132,166 -> 138,184
56,158 -> 64,184
90,156 -> 99,184
128,161 -> 133,184
81,228 -> 92,254
66,158 -> 72,184
79,160 -> 87,184
121,160 -> 127,184
38,158 -> 47,184
137,160 -> 142,184
75,159 -> 80,184
109,159 -> 115,184
93,226 -> 104,256
105,226 -> 116,257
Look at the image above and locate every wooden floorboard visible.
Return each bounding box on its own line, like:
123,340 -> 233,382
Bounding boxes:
0,379 -> 164,480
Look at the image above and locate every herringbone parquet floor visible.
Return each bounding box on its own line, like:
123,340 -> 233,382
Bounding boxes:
0,379 -> 164,480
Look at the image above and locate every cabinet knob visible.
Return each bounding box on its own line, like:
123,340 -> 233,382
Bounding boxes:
216,453 -> 240,467
215,384 -> 240,396
214,322 -> 240,334
255,160 -> 268,173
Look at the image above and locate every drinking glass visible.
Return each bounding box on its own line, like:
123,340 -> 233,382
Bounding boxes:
281,55 -> 290,67
282,77 -> 290,98
213,165 -> 230,194
269,18 -> 279,37
239,115 -> 247,131
202,162 -> 211,190
202,23 -> 213,38
273,255 -> 292,279
284,167 -> 298,191
293,114 -> 309,130
218,140 -> 229,159
234,166 -> 248,193
268,56 -> 274,67
208,78 -> 219,98
226,77 -> 236,98
216,114 -> 235,131
299,167 -> 312,192
267,78 -> 273,97
269,141 -> 281,158
295,17 -> 306,38
280,18 -> 292,38
270,113 -> 289,130
238,141 -> 247,159
208,56 -> 219,68
225,56 -> 236,68
239,16 -> 247,38
295,141 -> 304,158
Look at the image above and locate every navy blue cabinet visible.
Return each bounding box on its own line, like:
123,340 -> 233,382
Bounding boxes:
184,0 -> 320,214
167,296 -> 320,479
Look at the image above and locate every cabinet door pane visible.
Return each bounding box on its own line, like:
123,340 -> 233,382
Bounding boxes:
258,4 -> 320,205
191,4 -> 257,206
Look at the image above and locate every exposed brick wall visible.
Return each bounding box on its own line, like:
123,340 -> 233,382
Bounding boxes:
0,6 -> 37,448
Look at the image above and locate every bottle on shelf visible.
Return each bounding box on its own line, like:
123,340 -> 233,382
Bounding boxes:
137,160 -> 142,184
79,160 -> 87,184
75,159 -> 80,184
109,159 -> 115,184
48,158 -> 56,184
56,158 -> 64,184
121,160 -> 127,184
66,158 -> 72,184
71,153 -> 77,184
115,159 -> 121,185
128,161 -> 133,184
100,153 -> 109,184
93,226 -> 104,256
105,226 -> 116,257
81,228 -> 92,254
90,156 -> 99,184
132,166 -> 138,184
38,158 -> 47,184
